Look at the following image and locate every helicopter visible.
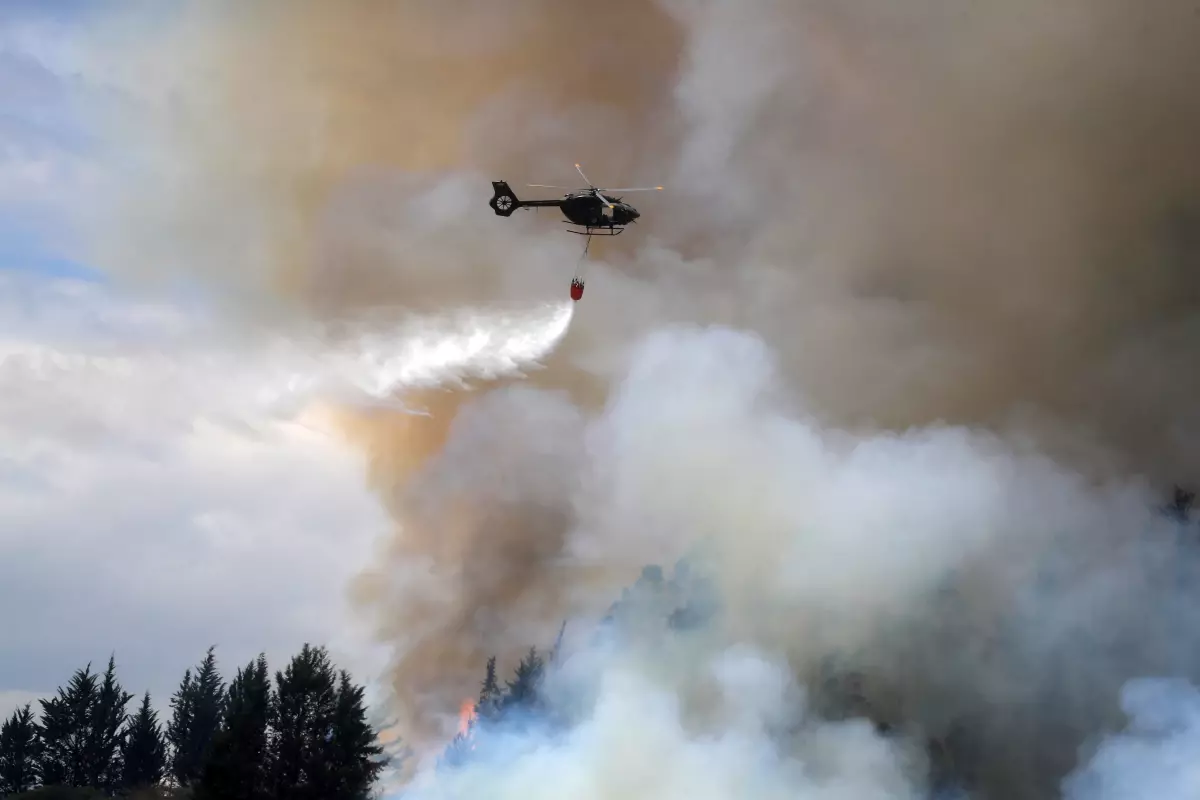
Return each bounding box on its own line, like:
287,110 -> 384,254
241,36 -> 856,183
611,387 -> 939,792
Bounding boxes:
488,163 -> 662,301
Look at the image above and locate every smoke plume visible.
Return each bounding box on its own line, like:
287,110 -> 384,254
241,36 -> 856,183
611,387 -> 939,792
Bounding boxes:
1061,677 -> 1200,800
65,0 -> 1200,795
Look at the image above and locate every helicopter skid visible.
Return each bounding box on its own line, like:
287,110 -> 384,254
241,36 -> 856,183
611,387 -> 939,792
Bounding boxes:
564,224 -> 624,236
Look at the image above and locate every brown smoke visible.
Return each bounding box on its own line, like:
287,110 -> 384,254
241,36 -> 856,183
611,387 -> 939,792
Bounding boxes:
84,0 -> 1200,774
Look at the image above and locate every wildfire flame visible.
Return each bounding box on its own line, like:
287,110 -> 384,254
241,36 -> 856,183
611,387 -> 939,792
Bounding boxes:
457,698 -> 476,737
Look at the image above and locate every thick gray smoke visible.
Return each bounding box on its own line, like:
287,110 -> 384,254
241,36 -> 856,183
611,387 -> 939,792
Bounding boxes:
56,0 -> 1200,796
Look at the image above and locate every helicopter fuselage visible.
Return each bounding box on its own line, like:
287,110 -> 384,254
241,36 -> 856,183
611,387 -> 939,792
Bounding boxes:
489,181 -> 639,231
558,192 -> 640,228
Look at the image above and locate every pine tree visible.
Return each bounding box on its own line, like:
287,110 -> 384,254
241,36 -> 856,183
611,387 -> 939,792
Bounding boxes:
476,656 -> 503,721
165,667 -> 193,786
91,655 -> 135,793
327,670 -> 386,800
195,654 -> 273,800
439,655 -> 499,771
270,644 -> 339,800
34,656 -> 132,792
501,647 -> 545,712
39,663 -> 100,787
167,646 -> 225,787
121,692 -> 166,791
0,703 -> 41,794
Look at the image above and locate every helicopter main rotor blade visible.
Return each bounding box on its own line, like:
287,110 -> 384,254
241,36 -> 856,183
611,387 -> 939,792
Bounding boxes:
574,162 -> 594,188
596,186 -> 664,192
574,164 -> 613,208
527,184 -> 572,189
576,163 -> 613,208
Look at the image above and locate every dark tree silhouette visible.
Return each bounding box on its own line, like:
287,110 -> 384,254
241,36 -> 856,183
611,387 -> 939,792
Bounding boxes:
439,646 -> 557,771
1168,485 -> 1195,521
502,648 -> 545,713
476,656 -> 503,722
164,667 -> 193,786
38,663 -> 99,788
93,656 -> 135,794
270,644 -> 339,800
167,646 -> 225,788
328,670 -> 386,799
0,703 -> 41,794
5,644 -> 386,800
36,656 -> 133,793
195,653 -> 273,800
120,692 -> 166,791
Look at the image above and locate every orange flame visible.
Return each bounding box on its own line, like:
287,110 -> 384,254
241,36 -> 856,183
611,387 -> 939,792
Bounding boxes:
457,698 -> 477,736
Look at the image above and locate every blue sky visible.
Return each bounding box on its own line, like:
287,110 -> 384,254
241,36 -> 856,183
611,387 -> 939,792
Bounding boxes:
0,2 -> 106,282
0,3 -> 393,721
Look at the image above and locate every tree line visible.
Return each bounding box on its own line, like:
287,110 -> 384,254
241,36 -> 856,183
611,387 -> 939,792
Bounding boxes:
437,560 -> 719,771
0,644 -> 385,800
436,496 -> 1200,795
437,648 -> 548,772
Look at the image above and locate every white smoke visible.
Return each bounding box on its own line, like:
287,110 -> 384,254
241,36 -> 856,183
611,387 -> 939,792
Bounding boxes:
1061,677 -> 1200,800
372,322 -> 1181,797
569,325 -> 1146,659
400,644 -> 928,800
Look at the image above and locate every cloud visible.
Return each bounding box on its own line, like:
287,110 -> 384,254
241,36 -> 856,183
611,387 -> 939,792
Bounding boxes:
0,272 -> 396,708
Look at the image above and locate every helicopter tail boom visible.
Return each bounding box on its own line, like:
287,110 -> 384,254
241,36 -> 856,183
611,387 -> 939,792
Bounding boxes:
490,180 -> 563,217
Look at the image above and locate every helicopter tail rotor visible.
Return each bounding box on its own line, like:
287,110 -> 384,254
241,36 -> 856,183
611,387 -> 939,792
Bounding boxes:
489,180 -> 520,217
